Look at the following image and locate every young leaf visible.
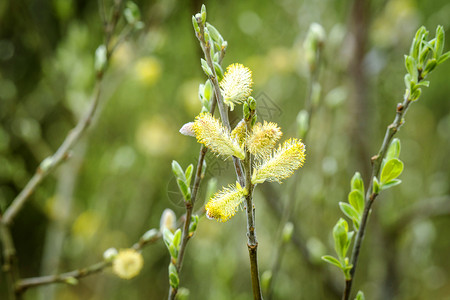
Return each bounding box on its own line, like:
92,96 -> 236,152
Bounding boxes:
350,172 -> 364,195
380,158 -> 404,184
355,290 -> 365,300
437,51 -> 450,64
185,164 -> 194,186
386,138 -> 401,161
339,202 -> 360,221
381,179 -> 402,191
172,160 -> 186,182
333,218 -> 349,260
321,255 -> 342,269
348,190 -> 364,214
177,179 -> 191,202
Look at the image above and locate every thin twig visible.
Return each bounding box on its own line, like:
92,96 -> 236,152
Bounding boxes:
244,109 -> 262,300
167,28 -> 227,300
15,231 -> 161,294
343,87 -> 417,299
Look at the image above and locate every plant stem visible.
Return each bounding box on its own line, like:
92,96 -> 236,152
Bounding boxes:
243,111 -> 262,300
343,91 -> 415,300
195,17 -> 245,186
167,27 -> 227,300
14,231 -> 161,294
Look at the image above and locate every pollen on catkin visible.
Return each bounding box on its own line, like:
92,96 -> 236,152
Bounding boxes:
247,121 -> 282,158
112,249 -> 144,280
193,113 -> 245,159
220,63 -> 253,111
252,138 -> 306,184
230,119 -> 247,147
205,182 -> 248,222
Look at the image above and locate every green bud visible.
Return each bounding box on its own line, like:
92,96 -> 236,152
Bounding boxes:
282,222 -> 294,243
64,277 -> 79,286
123,1 -> 141,24
333,218 -> 349,260
168,263 -> 179,289
243,102 -> 250,119
185,164 -> 194,186
372,176 -> 380,194
311,82 -> 322,106
221,41 -> 228,51
200,4 -> 207,24
350,172 -> 364,194
355,290 -> 365,300
192,16 -> 200,33
248,96 -> 257,110
95,45 -> 107,72
39,156 -> 53,173
410,87 -> 422,101
189,215 -> 199,235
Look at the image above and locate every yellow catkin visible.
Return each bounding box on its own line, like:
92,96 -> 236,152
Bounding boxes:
230,119 -> 247,147
247,121 -> 282,158
112,249 -> 144,279
205,182 -> 248,222
193,113 -> 245,159
220,63 -> 253,111
252,138 -> 306,184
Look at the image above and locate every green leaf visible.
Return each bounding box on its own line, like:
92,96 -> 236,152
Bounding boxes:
423,58 -> 437,75
185,164 -> 194,186
437,51 -> 450,64
172,160 -> 186,182
201,58 -> 213,77
333,218 -> 349,260
348,190 -> 364,215
350,172 -> 364,195
213,62 -> 223,81
381,158 -> 404,184
355,290 -> 365,300
177,179 -> 191,202
339,202 -> 360,221
168,263 -> 179,288
404,55 -> 417,79
410,87 -> 422,101
435,25 -> 445,58
206,23 -> 223,44
381,179 -> 402,191
172,229 -> 182,249
386,138 -> 401,161
163,228 -> 174,249
404,73 -> 412,90
203,79 -> 213,101
321,255 -> 342,269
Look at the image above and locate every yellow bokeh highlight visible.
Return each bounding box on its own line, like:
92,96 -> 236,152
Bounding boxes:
134,56 -> 162,86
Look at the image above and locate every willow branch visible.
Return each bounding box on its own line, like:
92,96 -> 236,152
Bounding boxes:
15,231 -> 161,294
168,29 -> 226,300
343,84 -> 420,300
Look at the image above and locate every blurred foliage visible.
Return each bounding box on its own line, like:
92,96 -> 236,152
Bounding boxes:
1,0 -> 449,299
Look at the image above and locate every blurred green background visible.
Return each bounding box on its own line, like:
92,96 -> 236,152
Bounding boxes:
1,0 -> 449,299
